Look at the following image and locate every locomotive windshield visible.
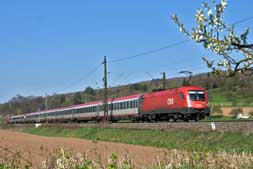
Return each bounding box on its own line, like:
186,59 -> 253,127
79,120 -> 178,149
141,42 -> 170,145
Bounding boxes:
188,90 -> 205,101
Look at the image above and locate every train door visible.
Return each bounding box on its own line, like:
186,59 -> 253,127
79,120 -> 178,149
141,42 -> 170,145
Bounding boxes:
138,95 -> 144,114
96,104 -> 100,121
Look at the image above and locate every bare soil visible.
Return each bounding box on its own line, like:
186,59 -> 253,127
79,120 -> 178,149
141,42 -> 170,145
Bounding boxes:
221,107 -> 253,116
0,129 -> 167,168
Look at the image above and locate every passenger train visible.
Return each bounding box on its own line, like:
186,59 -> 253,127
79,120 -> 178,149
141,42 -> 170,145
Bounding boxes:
7,86 -> 210,123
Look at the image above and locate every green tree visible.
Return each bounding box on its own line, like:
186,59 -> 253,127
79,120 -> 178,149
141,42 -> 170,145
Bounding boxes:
172,0 -> 253,77
59,95 -> 66,105
84,86 -> 96,96
73,92 -> 82,105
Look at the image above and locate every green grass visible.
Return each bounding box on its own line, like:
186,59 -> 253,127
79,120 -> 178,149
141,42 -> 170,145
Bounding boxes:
23,127 -> 253,154
202,116 -> 253,122
207,87 -> 253,107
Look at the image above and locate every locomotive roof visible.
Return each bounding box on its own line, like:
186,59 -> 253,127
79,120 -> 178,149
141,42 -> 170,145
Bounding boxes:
143,86 -> 205,97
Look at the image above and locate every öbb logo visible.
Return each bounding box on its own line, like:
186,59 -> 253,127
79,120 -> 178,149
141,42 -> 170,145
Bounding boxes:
167,98 -> 174,105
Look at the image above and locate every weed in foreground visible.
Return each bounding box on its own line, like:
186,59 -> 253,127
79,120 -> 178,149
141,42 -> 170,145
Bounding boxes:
0,145 -> 31,169
1,144 -> 253,169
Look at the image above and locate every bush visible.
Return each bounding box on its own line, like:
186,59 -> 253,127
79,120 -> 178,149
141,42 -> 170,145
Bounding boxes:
230,108 -> 243,117
210,104 -> 223,116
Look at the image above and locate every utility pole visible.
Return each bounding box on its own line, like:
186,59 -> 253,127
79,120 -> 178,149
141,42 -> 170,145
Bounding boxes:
102,56 -> 108,123
161,72 -> 166,90
45,92 -> 48,123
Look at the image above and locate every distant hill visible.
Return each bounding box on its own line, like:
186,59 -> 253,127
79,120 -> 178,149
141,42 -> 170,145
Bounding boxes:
0,72 -> 253,116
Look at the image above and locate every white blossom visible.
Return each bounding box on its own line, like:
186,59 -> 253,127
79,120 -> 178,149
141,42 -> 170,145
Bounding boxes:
207,9 -> 213,16
221,0 -> 227,8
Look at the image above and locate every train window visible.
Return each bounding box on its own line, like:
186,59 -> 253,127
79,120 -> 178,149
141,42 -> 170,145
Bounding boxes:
109,104 -> 112,110
188,90 -> 205,101
120,102 -> 123,109
126,101 -> 129,109
135,100 -> 138,108
132,101 -> 134,108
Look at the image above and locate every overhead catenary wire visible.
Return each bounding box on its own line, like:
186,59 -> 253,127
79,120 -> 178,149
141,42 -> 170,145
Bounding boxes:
108,16 -> 253,64
108,40 -> 190,63
52,16 -> 253,95
230,16 -> 253,26
53,63 -> 102,94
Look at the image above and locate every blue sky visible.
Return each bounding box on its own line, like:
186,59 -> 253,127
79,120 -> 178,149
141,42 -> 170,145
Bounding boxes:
0,0 -> 253,103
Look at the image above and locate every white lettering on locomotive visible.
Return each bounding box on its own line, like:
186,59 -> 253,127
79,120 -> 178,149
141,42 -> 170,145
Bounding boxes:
167,98 -> 174,105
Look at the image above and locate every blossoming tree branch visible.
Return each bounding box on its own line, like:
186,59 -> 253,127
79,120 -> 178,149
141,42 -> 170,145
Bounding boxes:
172,0 -> 253,77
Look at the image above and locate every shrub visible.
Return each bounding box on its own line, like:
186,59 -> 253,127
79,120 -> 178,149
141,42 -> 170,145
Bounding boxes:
230,108 -> 243,117
210,104 -> 223,116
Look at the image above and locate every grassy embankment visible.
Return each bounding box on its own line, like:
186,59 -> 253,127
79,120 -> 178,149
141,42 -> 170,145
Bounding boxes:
203,116 -> 253,121
208,88 -> 253,107
24,127 -> 253,154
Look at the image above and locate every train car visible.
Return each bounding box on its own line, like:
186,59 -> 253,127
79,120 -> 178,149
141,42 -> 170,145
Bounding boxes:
7,86 -> 210,123
8,114 -> 26,123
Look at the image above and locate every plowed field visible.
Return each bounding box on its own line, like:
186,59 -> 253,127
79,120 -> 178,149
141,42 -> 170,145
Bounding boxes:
0,129 -> 167,167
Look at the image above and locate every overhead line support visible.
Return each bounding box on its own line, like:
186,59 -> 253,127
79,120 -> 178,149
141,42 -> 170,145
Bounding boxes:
102,56 -> 109,123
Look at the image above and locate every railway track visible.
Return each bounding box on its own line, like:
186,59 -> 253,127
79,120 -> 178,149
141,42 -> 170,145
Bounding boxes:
30,120 -> 253,134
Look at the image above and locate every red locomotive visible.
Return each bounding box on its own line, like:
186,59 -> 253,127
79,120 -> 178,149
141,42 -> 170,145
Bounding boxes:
8,86 -> 210,123
139,86 -> 209,122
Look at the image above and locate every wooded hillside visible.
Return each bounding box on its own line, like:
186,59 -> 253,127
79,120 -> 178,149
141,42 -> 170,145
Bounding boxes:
0,72 -> 252,116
